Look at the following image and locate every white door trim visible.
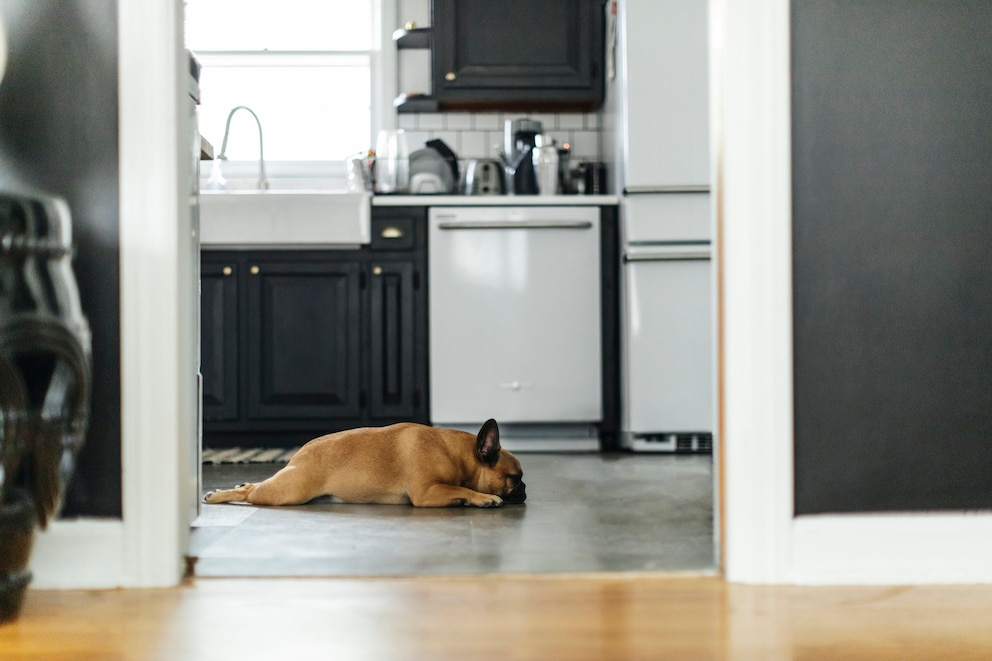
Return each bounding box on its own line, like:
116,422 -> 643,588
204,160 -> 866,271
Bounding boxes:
118,0 -> 195,588
30,0 -> 191,590
713,0 -> 795,584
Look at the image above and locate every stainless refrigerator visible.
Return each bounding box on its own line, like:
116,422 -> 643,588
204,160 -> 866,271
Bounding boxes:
603,0 -> 714,451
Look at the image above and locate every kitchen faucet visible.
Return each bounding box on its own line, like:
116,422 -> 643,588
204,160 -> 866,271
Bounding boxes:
215,105 -> 269,190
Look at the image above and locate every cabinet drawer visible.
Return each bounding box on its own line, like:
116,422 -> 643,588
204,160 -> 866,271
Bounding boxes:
370,217 -> 415,251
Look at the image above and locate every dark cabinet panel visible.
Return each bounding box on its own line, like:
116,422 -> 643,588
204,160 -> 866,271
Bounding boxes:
247,259 -> 362,420
430,0 -> 606,111
200,259 -> 239,421
369,261 -> 417,419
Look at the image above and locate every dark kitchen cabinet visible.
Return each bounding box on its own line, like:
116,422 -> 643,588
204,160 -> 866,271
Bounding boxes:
428,0 -> 606,111
200,207 -> 429,448
200,259 -> 239,421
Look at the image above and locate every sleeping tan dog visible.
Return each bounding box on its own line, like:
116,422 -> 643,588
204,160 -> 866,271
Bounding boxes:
203,418 -> 526,508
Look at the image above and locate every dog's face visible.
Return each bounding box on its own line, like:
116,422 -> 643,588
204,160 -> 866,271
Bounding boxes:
474,419 -> 527,504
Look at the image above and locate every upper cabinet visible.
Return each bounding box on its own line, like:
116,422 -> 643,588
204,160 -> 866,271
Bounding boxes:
397,0 -> 606,112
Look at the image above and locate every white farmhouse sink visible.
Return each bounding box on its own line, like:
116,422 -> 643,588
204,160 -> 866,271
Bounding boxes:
199,190 -> 371,248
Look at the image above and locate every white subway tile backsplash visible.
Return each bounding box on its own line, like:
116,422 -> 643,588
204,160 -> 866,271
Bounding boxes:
444,113 -> 474,130
473,113 -> 503,130
418,113 -> 445,130
568,130 -> 601,161
557,114 -> 586,130
400,130 -> 431,152
394,111 -> 603,162
458,131 -> 488,159
529,113 -> 558,130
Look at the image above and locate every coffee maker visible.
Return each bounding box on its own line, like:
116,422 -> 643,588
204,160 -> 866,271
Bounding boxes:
502,118 -> 542,194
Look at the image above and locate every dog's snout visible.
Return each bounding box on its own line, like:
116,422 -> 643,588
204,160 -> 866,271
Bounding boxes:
505,481 -> 527,504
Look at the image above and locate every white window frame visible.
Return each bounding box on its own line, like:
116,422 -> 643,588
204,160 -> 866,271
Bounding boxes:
190,0 -> 396,187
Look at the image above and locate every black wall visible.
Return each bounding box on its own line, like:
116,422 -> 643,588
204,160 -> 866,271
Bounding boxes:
0,1 -> 121,517
792,1 -> 992,513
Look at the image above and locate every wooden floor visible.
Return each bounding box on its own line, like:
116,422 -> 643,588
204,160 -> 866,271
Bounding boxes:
4,575 -> 992,659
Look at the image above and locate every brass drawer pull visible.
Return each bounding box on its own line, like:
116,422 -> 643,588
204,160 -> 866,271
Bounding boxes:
380,226 -> 404,239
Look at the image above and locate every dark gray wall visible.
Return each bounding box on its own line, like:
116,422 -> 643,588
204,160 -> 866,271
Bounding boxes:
0,1 -> 121,517
792,0 -> 992,513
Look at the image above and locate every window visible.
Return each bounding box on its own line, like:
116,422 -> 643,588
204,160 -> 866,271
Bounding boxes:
185,0 -> 377,177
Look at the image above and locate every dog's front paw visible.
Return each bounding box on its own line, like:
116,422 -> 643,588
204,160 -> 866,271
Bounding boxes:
474,494 -> 504,508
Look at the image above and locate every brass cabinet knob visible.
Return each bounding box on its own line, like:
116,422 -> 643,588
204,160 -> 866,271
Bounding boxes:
250,265 -> 260,275
222,266 -> 232,276
445,72 -> 456,81
372,266 -> 383,276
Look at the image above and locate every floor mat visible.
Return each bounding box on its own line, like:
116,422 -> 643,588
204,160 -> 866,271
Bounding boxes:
202,447 -> 298,464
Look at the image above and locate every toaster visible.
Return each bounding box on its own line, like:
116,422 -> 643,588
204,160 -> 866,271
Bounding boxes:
462,159 -> 506,195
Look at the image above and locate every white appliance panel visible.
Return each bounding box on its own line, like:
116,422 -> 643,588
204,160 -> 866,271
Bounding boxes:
429,206 -> 602,424
623,244 -> 713,432
620,0 -> 710,190
623,193 -> 711,244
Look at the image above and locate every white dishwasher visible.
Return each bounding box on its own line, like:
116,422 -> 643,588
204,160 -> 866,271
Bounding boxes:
429,206 -> 602,450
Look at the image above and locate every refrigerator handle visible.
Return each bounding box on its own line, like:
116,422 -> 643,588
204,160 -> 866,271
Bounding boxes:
624,185 -> 710,195
623,251 -> 711,263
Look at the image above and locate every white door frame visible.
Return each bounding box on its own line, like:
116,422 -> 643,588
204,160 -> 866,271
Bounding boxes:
30,0 -> 192,589
31,0 -> 992,589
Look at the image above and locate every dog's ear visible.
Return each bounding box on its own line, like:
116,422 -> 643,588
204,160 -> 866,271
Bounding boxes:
475,418 -> 501,466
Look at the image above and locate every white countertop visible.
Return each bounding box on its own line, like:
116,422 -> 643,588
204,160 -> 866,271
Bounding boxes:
372,194 -> 619,206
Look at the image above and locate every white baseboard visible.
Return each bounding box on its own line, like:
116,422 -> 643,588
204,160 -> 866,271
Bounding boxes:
792,513 -> 992,585
28,519 -> 124,589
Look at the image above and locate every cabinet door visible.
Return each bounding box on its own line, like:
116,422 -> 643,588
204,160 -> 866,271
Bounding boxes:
368,260 -> 418,419
246,258 -> 362,420
432,0 -> 604,108
200,258 -> 239,421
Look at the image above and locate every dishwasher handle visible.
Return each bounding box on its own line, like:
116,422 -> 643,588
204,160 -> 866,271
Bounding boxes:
437,220 -> 594,231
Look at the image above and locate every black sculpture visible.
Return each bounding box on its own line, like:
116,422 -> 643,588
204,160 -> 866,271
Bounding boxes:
0,192 -> 91,623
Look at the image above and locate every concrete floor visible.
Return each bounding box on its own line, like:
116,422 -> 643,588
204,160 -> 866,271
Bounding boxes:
189,452 -> 716,577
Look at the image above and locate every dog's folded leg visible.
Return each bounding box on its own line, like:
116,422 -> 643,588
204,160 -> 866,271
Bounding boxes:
409,483 -> 504,508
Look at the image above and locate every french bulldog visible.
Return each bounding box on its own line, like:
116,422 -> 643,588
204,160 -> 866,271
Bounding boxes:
203,418 -> 526,508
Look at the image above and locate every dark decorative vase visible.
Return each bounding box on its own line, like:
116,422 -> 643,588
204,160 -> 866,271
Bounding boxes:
0,192 -> 91,624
